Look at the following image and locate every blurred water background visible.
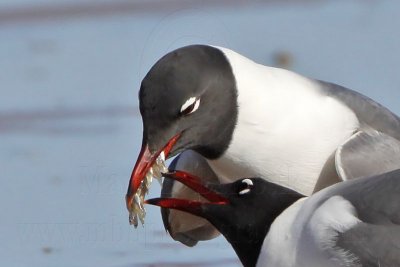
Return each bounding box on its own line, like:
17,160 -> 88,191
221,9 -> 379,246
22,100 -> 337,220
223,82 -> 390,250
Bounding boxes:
1,0 -> 399,266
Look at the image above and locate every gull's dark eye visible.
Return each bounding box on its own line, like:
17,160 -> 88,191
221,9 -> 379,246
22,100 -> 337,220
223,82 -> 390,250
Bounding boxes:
238,179 -> 253,195
180,97 -> 200,116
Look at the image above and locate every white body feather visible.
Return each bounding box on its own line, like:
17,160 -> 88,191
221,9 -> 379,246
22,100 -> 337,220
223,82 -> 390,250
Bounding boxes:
208,47 -> 359,195
258,196 -> 361,267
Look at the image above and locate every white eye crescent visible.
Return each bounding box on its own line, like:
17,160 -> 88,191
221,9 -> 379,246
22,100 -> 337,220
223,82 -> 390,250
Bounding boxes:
239,179 -> 253,195
180,97 -> 200,115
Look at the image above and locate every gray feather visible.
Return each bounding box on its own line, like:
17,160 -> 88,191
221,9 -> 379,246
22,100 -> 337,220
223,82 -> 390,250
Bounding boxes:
318,81 -> 400,140
333,170 -> 400,266
335,130 -> 400,180
301,169 -> 400,266
337,223 -> 400,267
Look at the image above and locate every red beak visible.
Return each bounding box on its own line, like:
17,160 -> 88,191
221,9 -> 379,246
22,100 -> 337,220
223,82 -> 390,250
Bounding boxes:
145,170 -> 229,216
125,134 -> 180,211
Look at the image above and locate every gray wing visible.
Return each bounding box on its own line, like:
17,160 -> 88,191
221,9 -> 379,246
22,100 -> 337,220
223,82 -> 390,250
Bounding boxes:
318,80 -> 400,141
305,170 -> 400,267
335,130 -> 400,180
335,170 -> 400,267
336,223 -> 400,267
161,150 -> 220,247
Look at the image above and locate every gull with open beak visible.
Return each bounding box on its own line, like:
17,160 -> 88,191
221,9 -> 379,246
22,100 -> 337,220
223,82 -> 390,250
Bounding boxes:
146,170 -> 400,267
126,44 -> 400,243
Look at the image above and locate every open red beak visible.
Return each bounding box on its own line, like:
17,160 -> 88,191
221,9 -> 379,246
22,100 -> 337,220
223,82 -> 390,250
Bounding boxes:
145,170 -> 229,216
125,133 -> 180,211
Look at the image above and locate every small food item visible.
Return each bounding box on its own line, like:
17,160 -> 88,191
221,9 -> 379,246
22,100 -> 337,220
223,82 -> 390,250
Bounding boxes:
128,152 -> 168,227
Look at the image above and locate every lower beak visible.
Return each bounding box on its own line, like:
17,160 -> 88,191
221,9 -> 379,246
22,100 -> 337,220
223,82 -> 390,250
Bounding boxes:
145,170 -> 228,216
125,134 -> 180,211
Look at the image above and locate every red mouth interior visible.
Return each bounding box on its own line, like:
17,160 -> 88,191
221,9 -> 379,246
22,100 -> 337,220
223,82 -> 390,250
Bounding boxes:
145,170 -> 229,216
145,198 -> 206,217
162,171 -> 228,203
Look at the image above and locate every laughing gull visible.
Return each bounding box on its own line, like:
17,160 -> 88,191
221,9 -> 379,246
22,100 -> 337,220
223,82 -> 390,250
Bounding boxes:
147,169 -> 400,267
126,44 -> 400,244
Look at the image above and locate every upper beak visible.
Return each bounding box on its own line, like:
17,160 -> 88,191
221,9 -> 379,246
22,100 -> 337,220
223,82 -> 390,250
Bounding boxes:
145,170 -> 229,217
125,133 -> 180,211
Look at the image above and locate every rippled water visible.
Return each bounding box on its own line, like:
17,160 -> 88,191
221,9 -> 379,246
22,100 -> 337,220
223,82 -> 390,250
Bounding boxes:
0,109 -> 239,267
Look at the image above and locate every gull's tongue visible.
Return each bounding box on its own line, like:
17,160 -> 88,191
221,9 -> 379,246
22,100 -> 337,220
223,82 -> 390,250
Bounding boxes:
129,152 -> 167,227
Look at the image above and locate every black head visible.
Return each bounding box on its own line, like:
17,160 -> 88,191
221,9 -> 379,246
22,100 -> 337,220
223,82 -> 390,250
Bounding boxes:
201,178 -> 304,267
139,44 -> 237,158
146,171 -> 305,267
126,45 -> 237,207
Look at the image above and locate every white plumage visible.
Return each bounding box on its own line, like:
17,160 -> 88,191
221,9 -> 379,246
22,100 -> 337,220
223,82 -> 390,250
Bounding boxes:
258,195 -> 362,267
209,47 -> 359,195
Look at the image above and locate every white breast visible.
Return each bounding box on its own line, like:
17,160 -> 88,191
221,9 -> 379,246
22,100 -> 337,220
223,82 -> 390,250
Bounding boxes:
257,195 -> 361,267
256,198 -> 306,267
208,47 -> 359,195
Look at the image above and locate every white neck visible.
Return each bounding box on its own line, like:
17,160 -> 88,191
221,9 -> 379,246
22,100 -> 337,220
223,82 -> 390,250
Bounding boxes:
208,47 -> 359,195
256,198 -> 305,267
